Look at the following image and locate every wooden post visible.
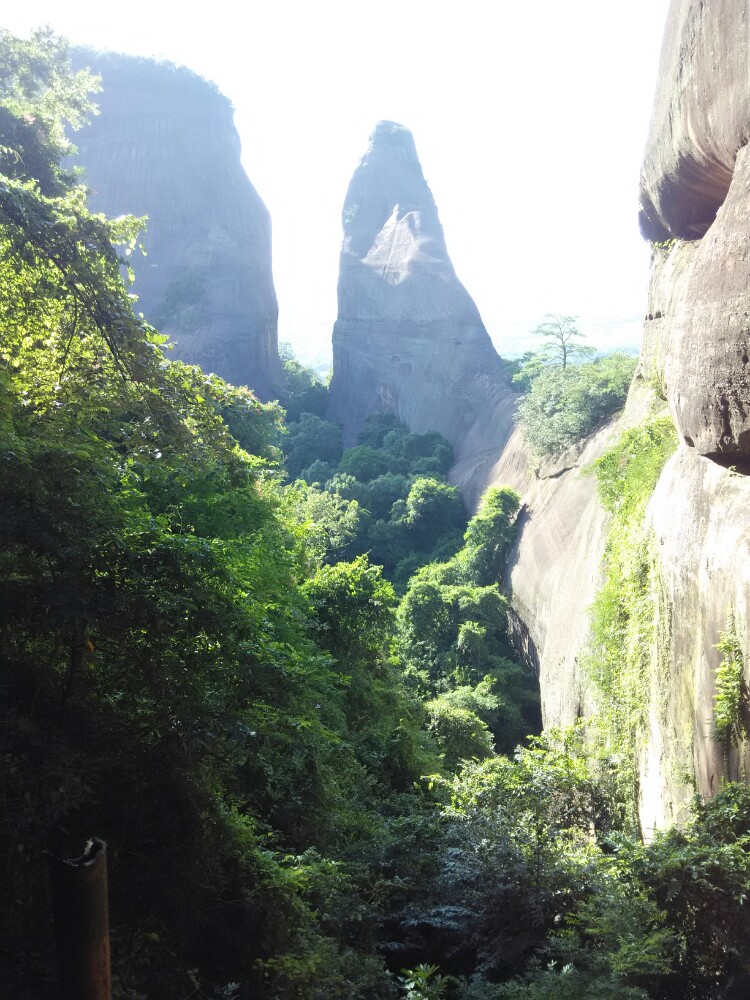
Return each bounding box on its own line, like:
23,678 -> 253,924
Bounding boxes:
48,838 -> 111,1000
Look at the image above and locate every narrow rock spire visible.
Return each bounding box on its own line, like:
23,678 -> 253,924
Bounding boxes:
328,121 -> 516,478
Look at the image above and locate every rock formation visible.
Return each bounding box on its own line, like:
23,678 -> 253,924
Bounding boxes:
639,0 -> 750,463
73,52 -> 282,400
328,121 -> 516,474
489,0 -> 750,833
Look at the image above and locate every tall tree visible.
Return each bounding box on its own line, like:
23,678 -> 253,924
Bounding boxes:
531,313 -> 594,369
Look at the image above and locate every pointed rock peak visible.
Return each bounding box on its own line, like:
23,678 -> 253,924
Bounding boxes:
368,120 -> 420,160
328,121 -> 517,477
341,120 -> 442,262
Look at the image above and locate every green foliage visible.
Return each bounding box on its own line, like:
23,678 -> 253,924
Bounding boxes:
462,487 -> 521,585
303,555 -> 396,661
714,609 -> 746,750
277,343 -> 328,422
515,354 -> 637,458
0,27 -> 100,192
284,480 -> 362,567
587,416 -> 678,826
400,477 -> 466,547
427,702 -> 494,770
284,412 -> 343,479
339,443 -> 393,481
399,963 -> 458,998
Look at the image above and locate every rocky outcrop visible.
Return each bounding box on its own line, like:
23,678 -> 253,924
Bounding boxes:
73,52 -> 282,400
328,121 -> 516,473
639,448 -> 750,832
487,386 -> 654,731
639,0 -> 750,462
490,0 -> 750,832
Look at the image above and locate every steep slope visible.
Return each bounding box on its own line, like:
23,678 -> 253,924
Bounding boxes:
328,121 -> 516,474
489,388 -> 653,731
73,52 -> 282,400
634,0 -> 750,829
491,0 -> 750,833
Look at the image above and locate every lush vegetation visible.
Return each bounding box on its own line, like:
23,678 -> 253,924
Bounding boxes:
585,416 -> 678,827
714,611 -> 747,770
514,353 -> 638,459
278,397 -> 467,590
0,30 -> 536,998
5,28 -> 750,1000
510,316 -> 637,460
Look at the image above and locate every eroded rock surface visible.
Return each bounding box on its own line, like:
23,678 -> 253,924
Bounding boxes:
493,0 -> 750,832
639,0 -> 750,460
639,0 -> 750,242
487,388 -> 654,732
74,52 -> 282,399
328,121 -> 516,468
639,447 -> 750,833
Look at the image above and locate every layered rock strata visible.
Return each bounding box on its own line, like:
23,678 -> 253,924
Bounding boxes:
328,121 -> 516,472
73,52 -> 282,400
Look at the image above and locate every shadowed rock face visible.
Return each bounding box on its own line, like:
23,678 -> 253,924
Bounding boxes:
328,121 -> 516,469
73,52 -> 282,400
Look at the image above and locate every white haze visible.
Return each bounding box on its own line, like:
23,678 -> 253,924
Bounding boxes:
5,1 -> 670,365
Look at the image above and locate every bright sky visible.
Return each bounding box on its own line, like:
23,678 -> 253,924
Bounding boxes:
5,1 -> 670,365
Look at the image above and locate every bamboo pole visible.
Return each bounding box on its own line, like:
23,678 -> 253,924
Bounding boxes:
48,838 -> 111,1000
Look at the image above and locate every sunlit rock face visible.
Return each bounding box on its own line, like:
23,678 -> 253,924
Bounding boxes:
634,0 -> 750,825
491,0 -> 750,834
639,0 -> 750,461
73,52 -> 282,400
328,121 -> 516,471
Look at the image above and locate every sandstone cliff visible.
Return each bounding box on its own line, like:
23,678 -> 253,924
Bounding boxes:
327,121 -> 516,473
73,52 -> 282,400
490,0 -> 750,833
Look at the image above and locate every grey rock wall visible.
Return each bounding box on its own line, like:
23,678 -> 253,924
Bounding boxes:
328,121 -> 516,470
490,0 -> 750,832
639,0 -> 750,461
73,52 -> 282,400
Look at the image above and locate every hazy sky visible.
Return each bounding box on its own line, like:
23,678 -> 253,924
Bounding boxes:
5,1 -> 670,363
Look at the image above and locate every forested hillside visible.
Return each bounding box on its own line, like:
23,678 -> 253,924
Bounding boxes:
4,28 -> 750,1000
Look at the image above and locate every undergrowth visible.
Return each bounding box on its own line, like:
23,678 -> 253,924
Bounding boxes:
586,416 -> 678,830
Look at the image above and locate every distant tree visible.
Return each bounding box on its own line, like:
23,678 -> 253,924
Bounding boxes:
512,315 -> 596,392
532,314 -> 595,369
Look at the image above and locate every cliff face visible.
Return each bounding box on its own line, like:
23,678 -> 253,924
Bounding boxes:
491,0 -> 750,832
634,0 -> 750,827
73,52 -> 282,400
639,0 -> 750,463
328,121 -> 516,474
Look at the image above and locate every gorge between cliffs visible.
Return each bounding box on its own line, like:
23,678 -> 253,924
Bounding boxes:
2,4 -> 750,998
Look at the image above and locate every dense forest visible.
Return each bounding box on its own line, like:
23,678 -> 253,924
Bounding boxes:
4,28 -> 750,1000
